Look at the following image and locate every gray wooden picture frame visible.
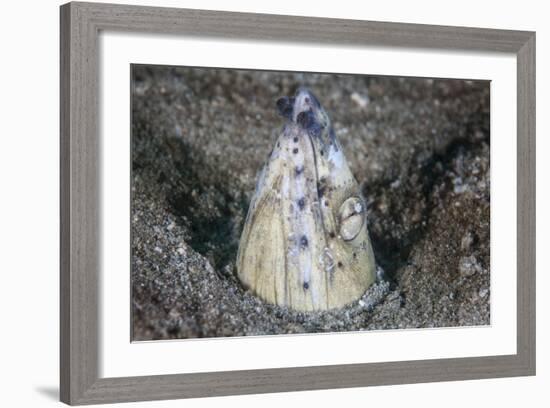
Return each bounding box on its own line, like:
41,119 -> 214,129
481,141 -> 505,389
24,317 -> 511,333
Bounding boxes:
60,1 -> 536,405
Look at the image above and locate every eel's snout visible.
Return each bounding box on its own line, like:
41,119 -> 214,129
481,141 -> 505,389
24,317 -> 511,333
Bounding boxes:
276,88 -> 328,141
292,87 -> 321,119
276,88 -> 322,121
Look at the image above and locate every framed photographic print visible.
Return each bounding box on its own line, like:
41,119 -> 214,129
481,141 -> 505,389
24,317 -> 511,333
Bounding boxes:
60,1 -> 536,405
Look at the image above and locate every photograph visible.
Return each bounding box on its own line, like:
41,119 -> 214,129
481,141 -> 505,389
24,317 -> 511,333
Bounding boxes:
130,64 -> 491,340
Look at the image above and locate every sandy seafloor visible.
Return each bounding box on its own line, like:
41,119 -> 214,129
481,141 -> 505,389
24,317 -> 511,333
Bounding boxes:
131,65 -> 490,340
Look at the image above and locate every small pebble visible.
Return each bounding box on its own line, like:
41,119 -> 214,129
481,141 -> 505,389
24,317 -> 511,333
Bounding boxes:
350,92 -> 369,108
459,255 -> 482,277
461,232 -> 474,251
390,179 -> 401,189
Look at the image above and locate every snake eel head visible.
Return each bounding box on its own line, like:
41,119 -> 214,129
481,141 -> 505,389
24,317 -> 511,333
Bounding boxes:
237,88 -> 376,311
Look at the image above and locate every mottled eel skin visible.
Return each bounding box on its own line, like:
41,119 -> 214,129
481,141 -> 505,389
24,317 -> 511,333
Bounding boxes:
237,88 -> 376,311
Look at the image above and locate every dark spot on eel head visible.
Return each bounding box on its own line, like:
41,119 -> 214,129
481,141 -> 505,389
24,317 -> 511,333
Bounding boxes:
293,137 -> 299,143
296,110 -> 315,129
329,231 -> 335,239
292,148 -> 299,154
295,166 -> 304,176
276,96 -> 294,119
337,261 -> 343,268
303,282 -> 309,290
320,149 -> 324,156
300,235 -> 308,248
297,197 -> 306,210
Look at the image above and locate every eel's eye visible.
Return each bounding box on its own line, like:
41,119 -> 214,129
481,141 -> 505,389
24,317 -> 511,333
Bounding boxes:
338,197 -> 365,241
